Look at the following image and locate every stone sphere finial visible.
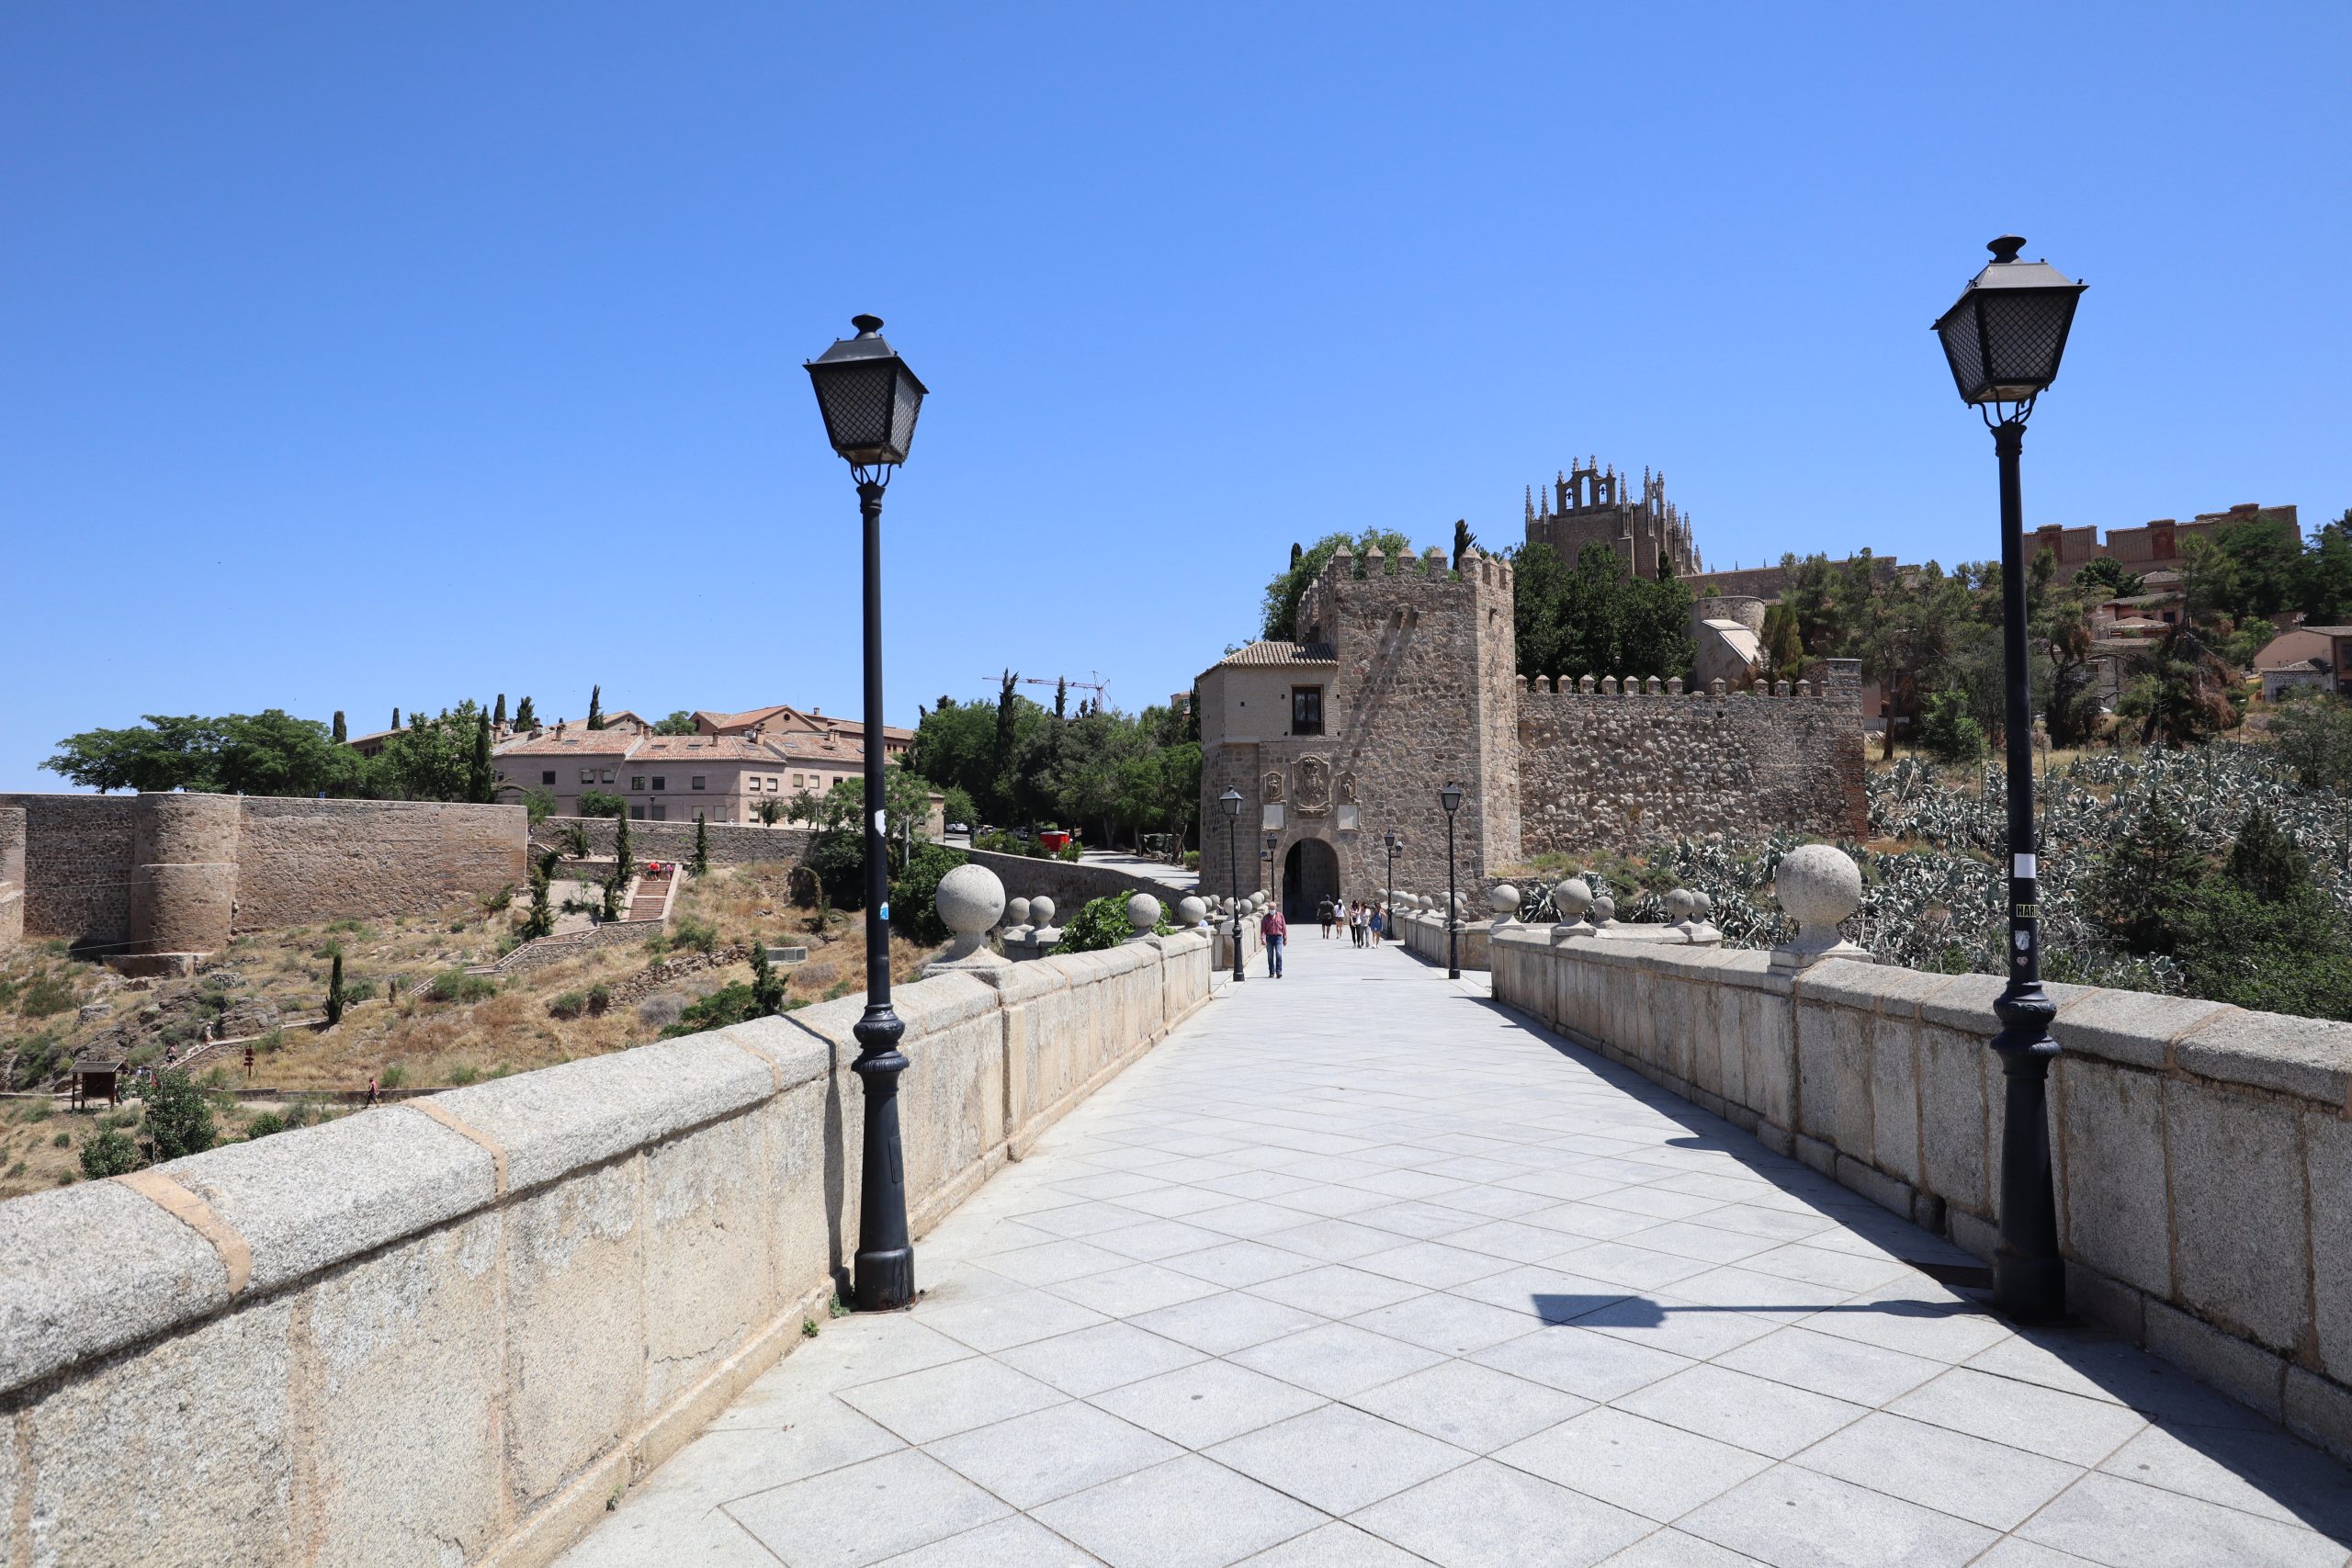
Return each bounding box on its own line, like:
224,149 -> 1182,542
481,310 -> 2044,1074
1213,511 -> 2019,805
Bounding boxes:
1665,888 -> 1695,922
1125,893 -> 1164,938
1176,895 -> 1206,929
1770,844 -> 1871,971
1691,890 -> 1713,919
926,863 -> 1012,973
1004,896 -> 1031,929
1589,893 -> 1617,929
1553,878 -> 1591,916
1028,895 -> 1056,928
1487,884 -> 1521,924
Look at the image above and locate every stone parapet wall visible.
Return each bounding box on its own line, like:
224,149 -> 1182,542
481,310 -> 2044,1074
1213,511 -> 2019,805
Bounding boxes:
961,847 -> 1189,918
1514,678 -> 1867,856
1487,930 -> 2352,1463
531,815 -> 810,869
0,930 -> 1216,1568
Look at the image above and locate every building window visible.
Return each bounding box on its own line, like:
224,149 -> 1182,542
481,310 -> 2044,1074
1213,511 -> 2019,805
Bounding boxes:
793,774 -> 804,787
1292,687 -> 1324,736
691,775 -> 706,791
580,769 -> 594,784
651,776 -> 666,792
651,804 -> 668,821
629,805 -> 646,820
601,769 -> 615,784
768,776 -> 779,790
631,776 -> 646,792
541,770 -> 556,785
747,776 -> 762,792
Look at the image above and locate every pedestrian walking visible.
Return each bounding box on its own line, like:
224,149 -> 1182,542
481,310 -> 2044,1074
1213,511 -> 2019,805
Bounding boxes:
1370,904 -> 1385,946
1351,902 -> 1368,947
1317,896 -> 1335,939
364,1075 -> 380,1108
1261,905 -> 1288,978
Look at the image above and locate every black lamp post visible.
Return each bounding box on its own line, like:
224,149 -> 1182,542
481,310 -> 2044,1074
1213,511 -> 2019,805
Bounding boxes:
1265,831 -> 1280,908
1220,787 -> 1245,983
805,314 -> 928,1313
1383,830 -> 1401,922
1933,237 -> 2086,1325
1439,783 -> 1464,979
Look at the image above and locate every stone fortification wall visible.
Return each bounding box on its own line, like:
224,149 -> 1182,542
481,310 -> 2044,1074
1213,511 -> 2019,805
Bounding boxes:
0,807 -> 23,951
0,794 -> 526,954
533,815 -> 811,868
1488,931 -> 2352,1464
1513,672 -> 1867,856
0,930 -> 1216,1568
235,798 -> 526,931
0,795 -> 139,950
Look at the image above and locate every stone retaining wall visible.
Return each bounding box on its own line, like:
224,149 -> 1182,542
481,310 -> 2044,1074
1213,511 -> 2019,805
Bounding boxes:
962,848 -> 1188,917
0,807 -> 23,950
531,816 -> 810,869
477,918 -> 665,976
0,931 -> 1216,1567
1487,929 -> 2352,1463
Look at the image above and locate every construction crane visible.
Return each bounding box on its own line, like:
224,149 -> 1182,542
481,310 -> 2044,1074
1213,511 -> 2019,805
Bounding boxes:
985,672 -> 1111,715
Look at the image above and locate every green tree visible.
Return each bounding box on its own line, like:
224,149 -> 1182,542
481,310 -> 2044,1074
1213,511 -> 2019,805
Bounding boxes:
654,710 -> 698,735
493,694 -> 507,728
1507,541 -> 1694,684
693,813 -> 710,877
519,852 -> 557,939
333,710 -> 348,744
2304,516 -> 2352,624
2273,694 -> 2352,790
514,694 -> 537,728
1758,602 -> 1804,686
749,940 -> 786,1017
1915,690 -> 1986,762
2119,622 -> 2242,745
753,795 -> 786,826
587,685 -> 605,730
1054,676 -> 1068,719
2074,556 -> 2144,600
391,706 -> 401,730
469,711 -> 495,803
139,1068 -> 218,1162
325,953 -> 346,1026
1261,528 -> 1417,642
2087,806 -> 2208,955
577,789 -> 625,818
2224,807 -> 2306,902
80,1128 -> 141,1178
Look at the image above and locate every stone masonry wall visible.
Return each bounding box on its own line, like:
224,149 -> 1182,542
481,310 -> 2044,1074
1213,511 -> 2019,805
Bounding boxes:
960,847 -> 1189,919
0,807 -> 24,951
0,794 -> 139,951
0,931 -> 1217,1568
1487,931 -> 2352,1465
1514,677 -> 1867,857
532,815 -> 812,869
235,798 -> 526,931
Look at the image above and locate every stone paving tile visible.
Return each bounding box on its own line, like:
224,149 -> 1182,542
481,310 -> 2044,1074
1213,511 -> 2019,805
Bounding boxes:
1033,1453 -> 1325,1568
1350,1458 -> 1654,1568
727,1449 -> 1013,1568
558,939 -> 2352,1568
1207,1404 -> 1474,1514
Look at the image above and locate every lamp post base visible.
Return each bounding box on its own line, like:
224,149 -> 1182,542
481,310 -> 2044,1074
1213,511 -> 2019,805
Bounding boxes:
851,1006 -> 915,1313
1990,993 -> 2064,1325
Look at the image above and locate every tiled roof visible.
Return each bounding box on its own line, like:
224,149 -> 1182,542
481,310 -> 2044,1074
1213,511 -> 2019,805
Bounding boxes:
494,731 -> 640,757
494,729 -> 871,765
1212,640 -> 1338,669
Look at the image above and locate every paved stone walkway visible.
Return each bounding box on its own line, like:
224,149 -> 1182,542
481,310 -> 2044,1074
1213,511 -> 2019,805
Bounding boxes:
560,937 -> 2352,1568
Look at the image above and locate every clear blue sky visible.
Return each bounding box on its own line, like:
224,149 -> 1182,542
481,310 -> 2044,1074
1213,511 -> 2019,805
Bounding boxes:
6,3 -> 2346,791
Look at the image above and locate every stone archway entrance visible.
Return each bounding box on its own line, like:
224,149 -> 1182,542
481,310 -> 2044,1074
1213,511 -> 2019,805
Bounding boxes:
1283,838 -> 1340,923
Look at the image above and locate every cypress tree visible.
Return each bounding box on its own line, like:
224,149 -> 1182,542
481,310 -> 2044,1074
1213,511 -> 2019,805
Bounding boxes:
470,712 -> 494,802
694,812 -> 709,877
391,706 -> 401,730
514,694 -> 537,728
1055,677 -> 1068,719
587,684 -> 605,730
332,710 -> 347,744
326,953 -> 345,1027
750,938 -> 785,1016
493,694 -> 507,728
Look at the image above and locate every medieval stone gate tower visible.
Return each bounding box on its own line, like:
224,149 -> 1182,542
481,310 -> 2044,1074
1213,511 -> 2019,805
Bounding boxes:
1196,545 -> 1521,916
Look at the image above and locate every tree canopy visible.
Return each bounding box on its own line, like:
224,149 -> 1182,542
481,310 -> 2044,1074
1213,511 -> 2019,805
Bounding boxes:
1509,540 -> 1694,683
1261,529 -> 1416,642
906,691 -> 1201,851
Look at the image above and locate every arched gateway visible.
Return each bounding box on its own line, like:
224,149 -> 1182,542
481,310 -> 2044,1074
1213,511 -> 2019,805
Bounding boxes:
1283,837 -> 1340,922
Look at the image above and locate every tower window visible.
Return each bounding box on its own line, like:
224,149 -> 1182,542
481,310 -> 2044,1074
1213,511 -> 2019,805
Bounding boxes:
1292,688 -> 1324,736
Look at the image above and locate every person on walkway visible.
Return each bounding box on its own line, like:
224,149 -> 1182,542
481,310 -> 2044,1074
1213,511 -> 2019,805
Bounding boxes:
1261,905 -> 1287,978
364,1076 -> 380,1108
1317,896 -> 1335,939
1351,901 -> 1368,947
1370,904 -> 1385,946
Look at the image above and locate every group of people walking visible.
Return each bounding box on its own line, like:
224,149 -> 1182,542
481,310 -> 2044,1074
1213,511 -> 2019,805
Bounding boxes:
1317,897 -> 1387,946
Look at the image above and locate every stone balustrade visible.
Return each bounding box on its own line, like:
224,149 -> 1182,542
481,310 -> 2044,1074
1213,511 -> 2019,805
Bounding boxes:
1479,847 -> 2352,1465
0,905 -> 1216,1567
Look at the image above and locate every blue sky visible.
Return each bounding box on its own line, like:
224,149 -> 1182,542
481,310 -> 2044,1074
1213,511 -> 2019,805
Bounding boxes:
5,3 -> 2346,791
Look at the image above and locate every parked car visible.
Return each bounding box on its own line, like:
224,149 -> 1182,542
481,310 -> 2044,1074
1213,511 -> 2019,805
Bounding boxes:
945,822 -> 970,835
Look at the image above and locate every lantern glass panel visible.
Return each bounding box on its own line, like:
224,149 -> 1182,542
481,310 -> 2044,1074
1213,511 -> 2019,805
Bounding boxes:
1976,289 -> 2078,398
811,360 -> 901,462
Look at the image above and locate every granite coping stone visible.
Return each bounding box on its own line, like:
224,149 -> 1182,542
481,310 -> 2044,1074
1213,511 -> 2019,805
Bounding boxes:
427,1033 -> 782,1196
1918,973 -> 2009,1035
1792,960 -> 1956,1016
2049,991 -> 2233,1074
162,1100 -> 497,1294
0,1179 -> 234,1396
2173,1010 -> 2352,1110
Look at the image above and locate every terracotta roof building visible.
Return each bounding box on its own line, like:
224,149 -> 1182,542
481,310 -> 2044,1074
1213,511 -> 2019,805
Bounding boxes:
493,726 -> 870,824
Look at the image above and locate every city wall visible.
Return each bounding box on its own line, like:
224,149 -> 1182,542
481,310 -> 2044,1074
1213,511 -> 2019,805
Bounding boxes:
1514,672 -> 1868,856
0,807 -> 22,951
1487,930 -> 2352,1464
0,794 -> 527,956
0,929 -> 1216,1568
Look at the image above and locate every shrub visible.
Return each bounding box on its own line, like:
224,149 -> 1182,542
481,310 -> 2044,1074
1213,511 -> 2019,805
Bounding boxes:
578,790 -> 626,818
1056,844 -> 1082,862
244,1112 -> 288,1140
480,884 -> 515,914
1052,895 -> 1166,955
1917,690 -> 1986,763
750,942 -> 786,1017
18,976 -> 75,1019
79,1129 -> 140,1179
548,990 -> 588,1020
587,982 -> 612,1014
426,969 -> 497,1004
51,1130 -> 71,1147
5,1032 -> 68,1091
660,982 -> 757,1038
804,831 -> 867,910
1183,851 -> 1201,870
671,915 -> 719,953
138,1069 -> 218,1162
448,1064 -> 481,1087
379,1064 -> 408,1089
888,842 -> 969,944
20,1100 -> 53,1124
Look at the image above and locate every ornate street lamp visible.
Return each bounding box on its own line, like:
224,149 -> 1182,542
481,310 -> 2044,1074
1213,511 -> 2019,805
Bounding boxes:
1383,830 -> 1402,928
804,314 -> 928,1313
1933,237 -> 2086,1325
1439,783 -> 1464,979
1220,787 -> 1245,983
